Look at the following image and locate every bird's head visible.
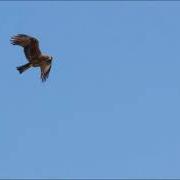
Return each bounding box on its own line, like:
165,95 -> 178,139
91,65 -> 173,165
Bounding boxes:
46,56 -> 53,64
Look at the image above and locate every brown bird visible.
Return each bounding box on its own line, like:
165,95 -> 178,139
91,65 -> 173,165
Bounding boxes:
11,34 -> 53,82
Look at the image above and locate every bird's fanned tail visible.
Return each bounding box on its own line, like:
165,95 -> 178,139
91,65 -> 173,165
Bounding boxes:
16,63 -> 32,74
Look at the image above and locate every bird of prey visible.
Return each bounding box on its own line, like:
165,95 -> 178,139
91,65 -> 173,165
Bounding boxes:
11,34 -> 53,82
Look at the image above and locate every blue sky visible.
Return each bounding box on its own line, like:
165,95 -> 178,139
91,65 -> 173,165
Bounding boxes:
0,1 -> 180,178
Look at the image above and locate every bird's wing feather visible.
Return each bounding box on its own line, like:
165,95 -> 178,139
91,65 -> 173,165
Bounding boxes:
40,61 -> 52,82
11,34 -> 41,61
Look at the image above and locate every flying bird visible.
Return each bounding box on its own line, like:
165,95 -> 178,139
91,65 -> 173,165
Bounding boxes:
11,34 -> 53,82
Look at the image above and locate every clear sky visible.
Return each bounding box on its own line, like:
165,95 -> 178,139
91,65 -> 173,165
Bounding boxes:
0,1 -> 180,179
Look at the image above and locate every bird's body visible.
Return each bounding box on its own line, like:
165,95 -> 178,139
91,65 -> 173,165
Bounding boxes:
30,55 -> 50,67
11,34 -> 53,82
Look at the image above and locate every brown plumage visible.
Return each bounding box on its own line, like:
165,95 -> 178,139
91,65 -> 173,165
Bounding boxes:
10,34 -> 53,82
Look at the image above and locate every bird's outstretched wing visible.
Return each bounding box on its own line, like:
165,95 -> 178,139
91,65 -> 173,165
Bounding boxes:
10,34 -> 41,61
40,61 -> 52,82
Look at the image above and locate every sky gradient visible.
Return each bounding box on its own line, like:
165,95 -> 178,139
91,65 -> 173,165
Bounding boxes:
0,1 -> 180,178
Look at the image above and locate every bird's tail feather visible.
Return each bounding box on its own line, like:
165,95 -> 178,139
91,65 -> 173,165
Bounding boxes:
16,63 -> 32,74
